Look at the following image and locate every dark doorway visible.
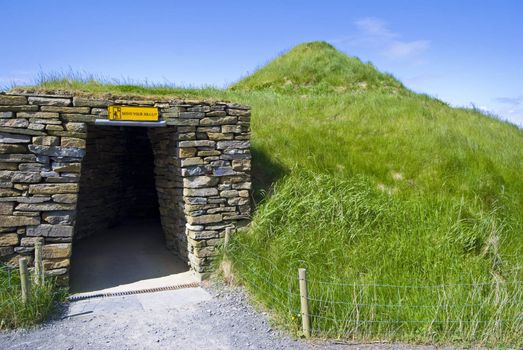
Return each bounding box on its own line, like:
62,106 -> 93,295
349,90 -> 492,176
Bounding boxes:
70,126 -> 188,293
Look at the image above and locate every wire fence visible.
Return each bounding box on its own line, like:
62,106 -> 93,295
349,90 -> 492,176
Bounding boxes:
227,239 -> 523,345
0,263 -> 21,310
0,263 -> 16,291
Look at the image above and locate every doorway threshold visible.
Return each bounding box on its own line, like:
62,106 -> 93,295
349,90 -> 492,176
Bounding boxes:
69,271 -> 199,300
70,219 -> 191,294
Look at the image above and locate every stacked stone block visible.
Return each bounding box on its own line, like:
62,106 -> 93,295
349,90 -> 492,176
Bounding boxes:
0,91 -> 251,283
148,128 -> 184,253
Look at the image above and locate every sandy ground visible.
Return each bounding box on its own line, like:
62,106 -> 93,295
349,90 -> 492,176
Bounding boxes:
69,219 -> 189,294
0,283 -> 458,350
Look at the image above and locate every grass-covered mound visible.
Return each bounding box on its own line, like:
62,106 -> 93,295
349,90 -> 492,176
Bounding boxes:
231,41 -> 406,94
13,41 -> 523,346
229,44 -> 523,346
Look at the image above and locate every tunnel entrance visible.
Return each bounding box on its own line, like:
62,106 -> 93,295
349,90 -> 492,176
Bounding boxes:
70,125 -> 189,293
0,93 -> 252,286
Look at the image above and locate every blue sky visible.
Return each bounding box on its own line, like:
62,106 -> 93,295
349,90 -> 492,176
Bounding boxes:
1,0 -> 522,126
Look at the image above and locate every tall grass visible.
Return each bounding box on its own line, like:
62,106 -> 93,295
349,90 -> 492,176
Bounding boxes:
229,172 -> 523,346
0,265 -> 65,329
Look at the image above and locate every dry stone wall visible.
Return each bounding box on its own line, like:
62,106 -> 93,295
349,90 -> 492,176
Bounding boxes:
0,92 -> 251,283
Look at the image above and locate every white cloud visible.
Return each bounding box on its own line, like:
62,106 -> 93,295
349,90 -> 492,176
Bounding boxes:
478,105 -> 491,113
494,96 -> 523,106
354,17 -> 396,38
333,17 -> 430,62
385,40 -> 430,59
502,108 -> 523,126
491,96 -> 523,126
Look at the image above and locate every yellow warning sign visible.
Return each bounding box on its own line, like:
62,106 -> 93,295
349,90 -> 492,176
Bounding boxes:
108,106 -> 159,121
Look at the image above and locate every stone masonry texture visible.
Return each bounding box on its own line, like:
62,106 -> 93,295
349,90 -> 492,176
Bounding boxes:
0,91 -> 251,284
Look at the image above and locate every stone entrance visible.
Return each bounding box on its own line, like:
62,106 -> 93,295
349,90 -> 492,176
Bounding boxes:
0,92 -> 251,284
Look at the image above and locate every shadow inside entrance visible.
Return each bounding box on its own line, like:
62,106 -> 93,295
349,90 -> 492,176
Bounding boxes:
70,219 -> 189,294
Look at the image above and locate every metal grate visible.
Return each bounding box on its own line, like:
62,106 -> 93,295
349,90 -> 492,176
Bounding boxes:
68,281 -> 201,302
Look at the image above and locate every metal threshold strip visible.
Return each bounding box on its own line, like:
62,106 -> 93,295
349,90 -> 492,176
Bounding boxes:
94,119 -> 167,127
68,281 -> 201,302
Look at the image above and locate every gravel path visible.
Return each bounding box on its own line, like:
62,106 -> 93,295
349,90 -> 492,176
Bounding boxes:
0,283 -> 454,350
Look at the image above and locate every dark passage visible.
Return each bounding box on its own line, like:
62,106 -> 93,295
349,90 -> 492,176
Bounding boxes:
70,126 -> 187,293
74,126 -> 159,237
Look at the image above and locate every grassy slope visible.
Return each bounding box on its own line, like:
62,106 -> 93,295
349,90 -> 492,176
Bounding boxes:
231,41 -> 405,94
16,42 -> 523,345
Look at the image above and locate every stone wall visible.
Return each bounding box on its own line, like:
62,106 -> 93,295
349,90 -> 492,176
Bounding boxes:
0,92 -> 251,282
148,127 -> 184,254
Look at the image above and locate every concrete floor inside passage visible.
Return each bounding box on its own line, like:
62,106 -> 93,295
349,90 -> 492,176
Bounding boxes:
70,218 -> 193,295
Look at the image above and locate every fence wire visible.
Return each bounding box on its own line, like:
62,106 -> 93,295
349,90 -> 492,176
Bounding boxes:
308,313 -> 513,324
227,239 -> 523,344
309,276 -> 523,288
0,264 -> 16,291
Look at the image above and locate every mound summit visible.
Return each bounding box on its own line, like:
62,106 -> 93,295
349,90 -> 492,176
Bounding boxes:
231,41 -> 406,94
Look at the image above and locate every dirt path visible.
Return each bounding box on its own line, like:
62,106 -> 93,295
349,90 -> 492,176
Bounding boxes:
0,284 -> 452,350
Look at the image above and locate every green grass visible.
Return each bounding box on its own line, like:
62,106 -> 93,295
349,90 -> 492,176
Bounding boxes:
9,41 -> 523,346
0,265 -> 65,329
231,41 -> 406,94
229,172 -> 523,346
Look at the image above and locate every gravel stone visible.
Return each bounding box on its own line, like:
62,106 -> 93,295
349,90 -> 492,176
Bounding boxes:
0,283 -> 450,350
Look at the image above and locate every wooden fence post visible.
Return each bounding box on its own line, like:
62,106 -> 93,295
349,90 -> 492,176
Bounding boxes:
224,227 -> 232,251
34,239 -> 44,286
298,268 -> 311,338
19,257 -> 31,304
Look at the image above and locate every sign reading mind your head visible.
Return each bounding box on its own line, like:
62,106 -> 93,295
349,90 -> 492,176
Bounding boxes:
108,106 -> 159,121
